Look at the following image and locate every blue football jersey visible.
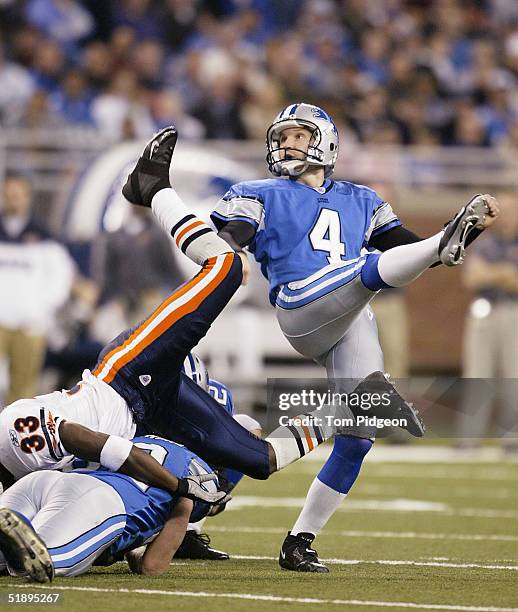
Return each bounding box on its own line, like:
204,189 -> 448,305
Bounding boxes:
88,436 -> 216,555
208,378 -> 234,415
211,178 -> 400,305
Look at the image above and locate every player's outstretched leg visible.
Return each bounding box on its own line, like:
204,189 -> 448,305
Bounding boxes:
96,127 -> 246,424
123,124 -> 232,265
362,195 -> 497,291
0,508 -> 54,583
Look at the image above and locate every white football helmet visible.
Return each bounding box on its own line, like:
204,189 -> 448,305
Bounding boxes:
182,352 -> 209,391
266,103 -> 339,178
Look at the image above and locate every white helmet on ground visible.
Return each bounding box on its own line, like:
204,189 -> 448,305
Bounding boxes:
266,102 -> 339,178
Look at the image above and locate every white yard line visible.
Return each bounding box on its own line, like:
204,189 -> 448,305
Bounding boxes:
356,484 -> 518,500
303,445 -> 518,465
292,463 -> 518,482
8,584 -> 518,612
226,495 -> 518,519
229,555 -> 518,571
361,468 -> 518,482
208,525 -> 518,542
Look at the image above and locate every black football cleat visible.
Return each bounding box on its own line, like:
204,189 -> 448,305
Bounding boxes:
0,508 -> 54,583
122,126 -> 178,207
173,530 -> 230,560
439,195 -> 489,266
351,371 -> 425,437
279,532 -> 329,573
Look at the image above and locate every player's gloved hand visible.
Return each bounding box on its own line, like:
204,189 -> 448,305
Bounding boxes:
176,473 -> 231,505
207,496 -> 232,517
207,471 -> 234,516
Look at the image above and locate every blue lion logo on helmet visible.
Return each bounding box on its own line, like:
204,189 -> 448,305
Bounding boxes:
311,106 -> 330,121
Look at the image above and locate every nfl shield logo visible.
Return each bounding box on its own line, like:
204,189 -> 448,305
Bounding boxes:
139,374 -> 152,387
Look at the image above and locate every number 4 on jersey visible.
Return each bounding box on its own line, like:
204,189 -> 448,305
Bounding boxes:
309,208 -> 346,263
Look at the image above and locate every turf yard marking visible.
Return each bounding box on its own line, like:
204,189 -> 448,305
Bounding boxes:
227,496 -> 447,512
302,444 -> 518,467
8,584 -> 518,611
229,555 -> 518,571
358,483 -> 518,500
291,463 -> 518,482
208,525 -> 518,542
360,467 -> 518,482
227,495 -> 518,518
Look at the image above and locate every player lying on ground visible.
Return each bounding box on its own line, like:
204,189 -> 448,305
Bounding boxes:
93,365 -> 259,563
0,435 -> 218,582
210,102 -> 500,572
0,405 -> 225,506
0,127 -> 408,505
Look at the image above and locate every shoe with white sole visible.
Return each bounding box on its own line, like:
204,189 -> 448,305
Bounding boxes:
439,195 -> 489,266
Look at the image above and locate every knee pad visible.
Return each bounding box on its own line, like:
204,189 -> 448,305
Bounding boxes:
361,254 -> 392,291
333,435 -> 373,461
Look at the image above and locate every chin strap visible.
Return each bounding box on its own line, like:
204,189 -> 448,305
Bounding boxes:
276,159 -> 309,177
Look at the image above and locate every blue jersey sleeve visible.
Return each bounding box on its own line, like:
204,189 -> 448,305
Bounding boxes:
211,182 -> 265,231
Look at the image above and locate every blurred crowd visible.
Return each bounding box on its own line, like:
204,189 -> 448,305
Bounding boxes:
2,0 -> 518,447
2,0 -> 518,145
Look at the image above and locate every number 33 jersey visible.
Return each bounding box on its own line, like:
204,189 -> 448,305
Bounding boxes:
211,178 -> 400,307
0,369 -> 136,480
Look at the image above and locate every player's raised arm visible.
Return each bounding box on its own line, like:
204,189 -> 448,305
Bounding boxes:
126,497 -> 193,575
58,421 -> 227,504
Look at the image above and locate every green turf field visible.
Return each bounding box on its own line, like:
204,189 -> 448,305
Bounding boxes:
2,445 -> 517,612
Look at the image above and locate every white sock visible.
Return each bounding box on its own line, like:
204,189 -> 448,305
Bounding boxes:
151,188 -> 232,265
377,231 -> 442,287
266,406 -> 337,471
188,518 -> 206,534
291,477 -> 346,536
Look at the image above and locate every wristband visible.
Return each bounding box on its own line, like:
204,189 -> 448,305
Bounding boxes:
100,436 -> 133,471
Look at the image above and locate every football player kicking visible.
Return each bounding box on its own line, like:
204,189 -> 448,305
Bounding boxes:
0,435 -> 220,581
0,126 -> 376,517
210,103 -> 500,572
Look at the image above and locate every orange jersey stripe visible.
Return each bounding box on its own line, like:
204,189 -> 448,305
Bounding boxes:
99,253 -> 234,384
301,423 -> 315,451
93,255 -> 221,378
175,220 -> 205,247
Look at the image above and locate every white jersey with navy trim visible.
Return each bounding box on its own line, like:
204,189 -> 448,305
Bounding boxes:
211,178 -> 400,307
0,369 -> 135,479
